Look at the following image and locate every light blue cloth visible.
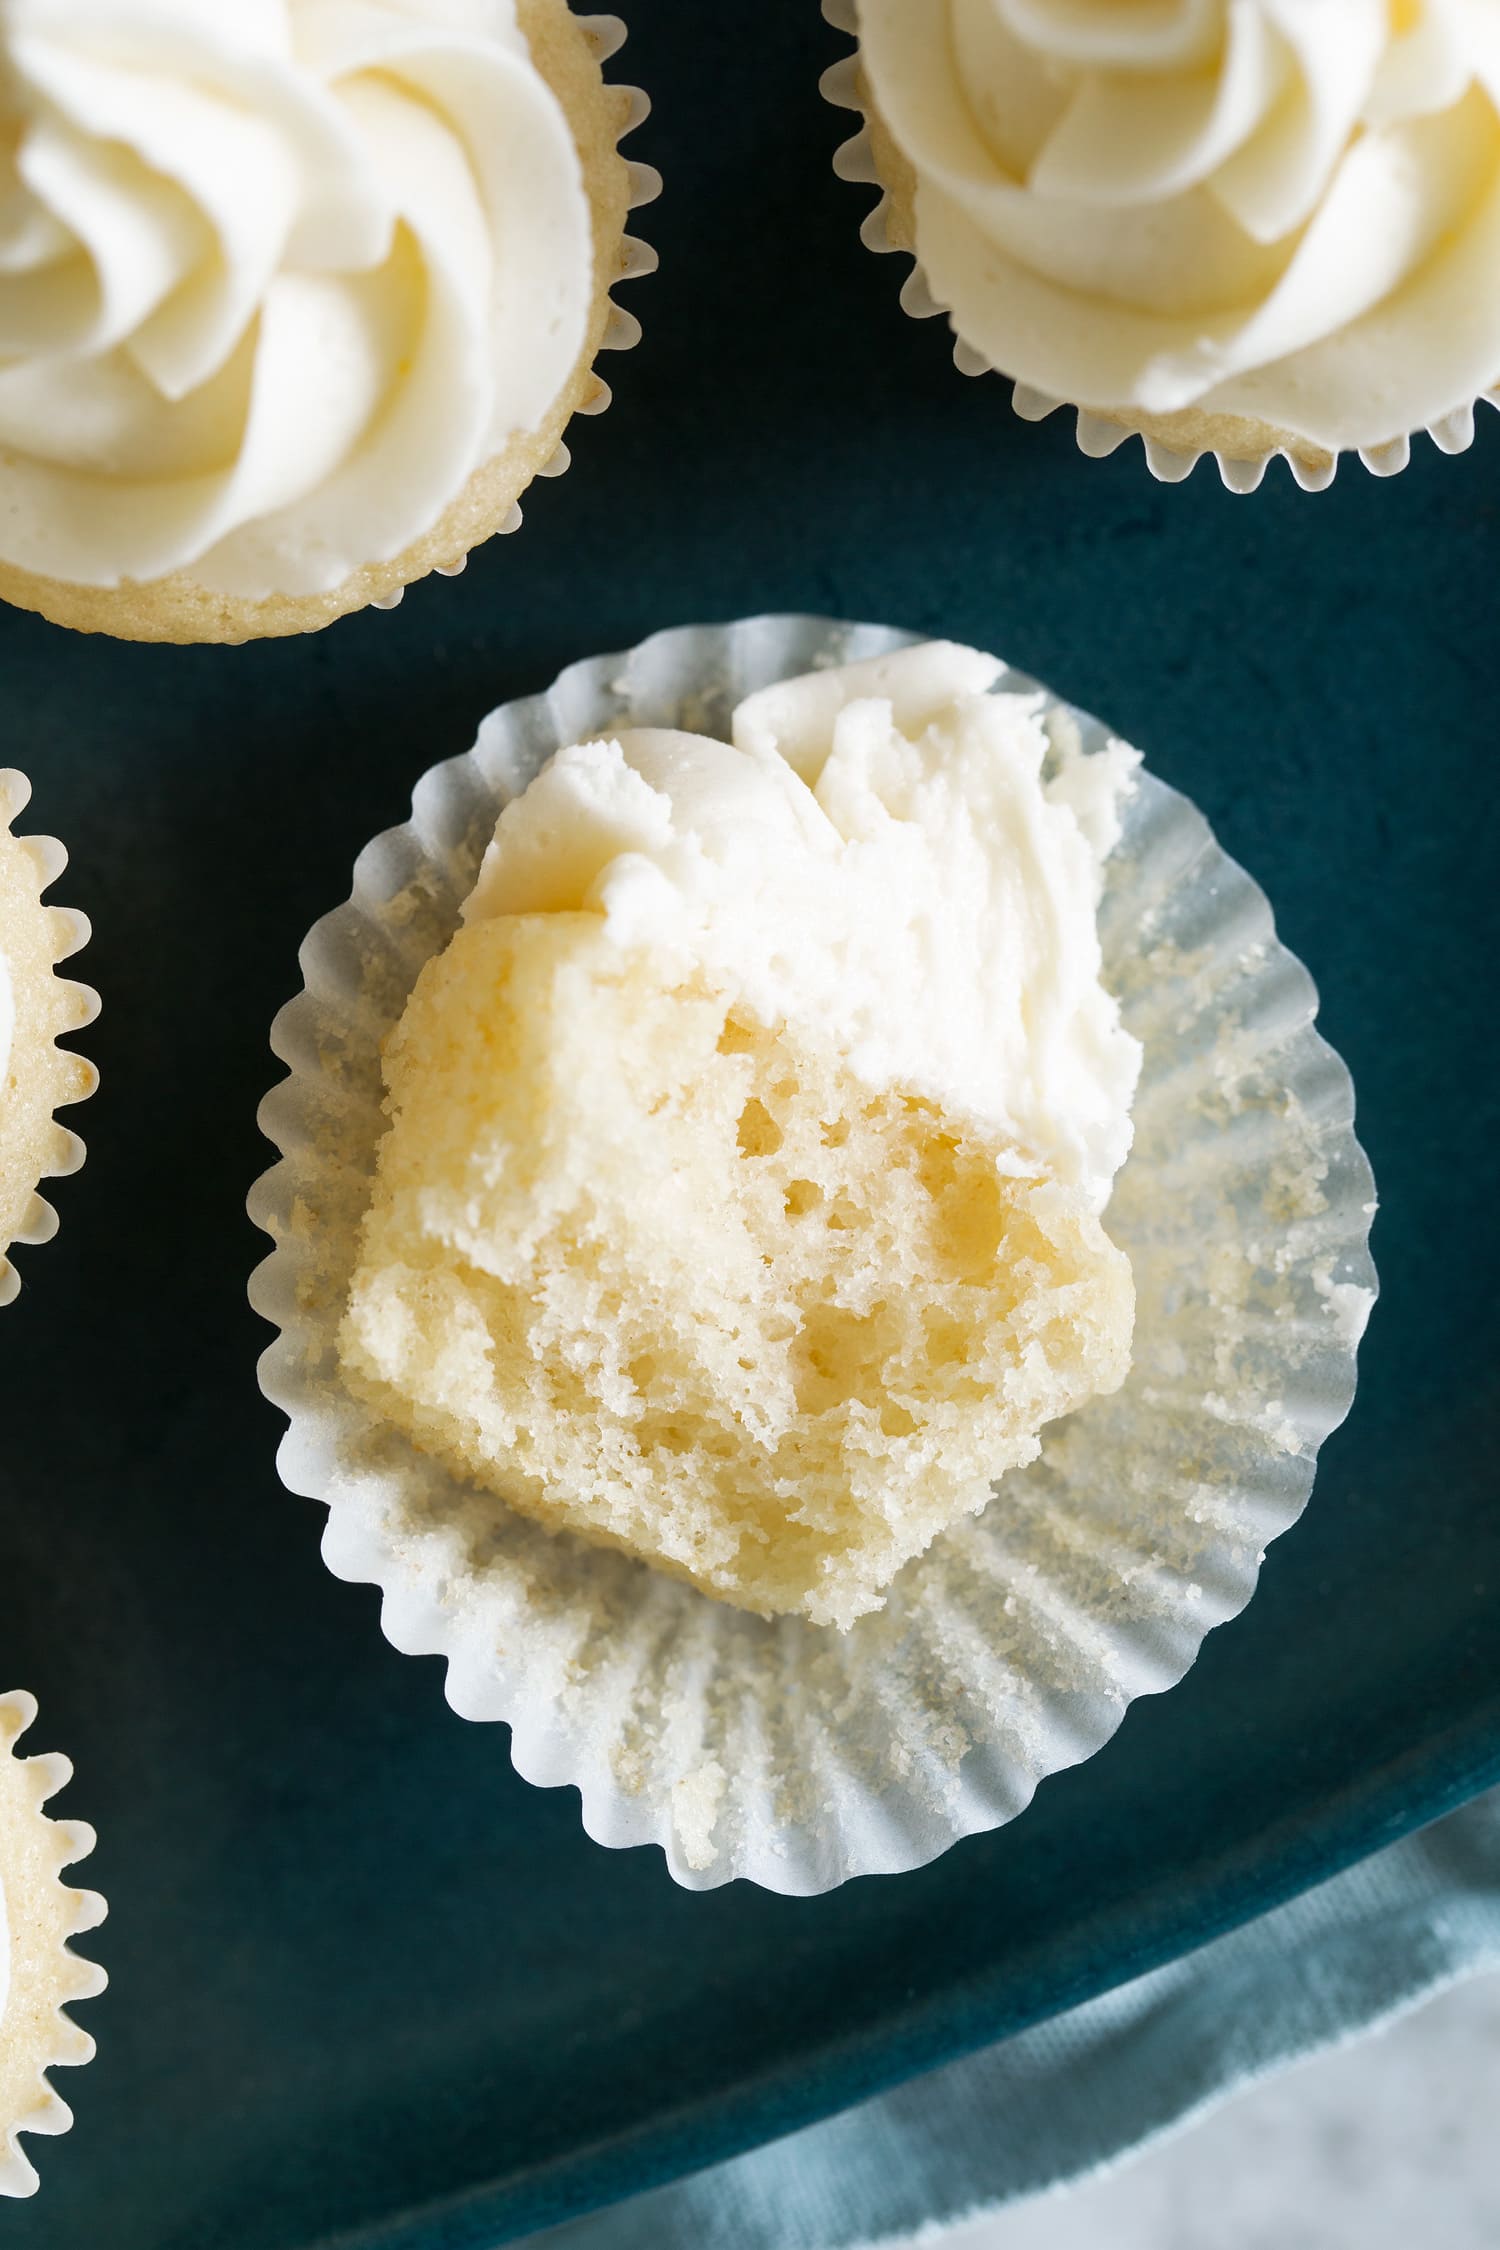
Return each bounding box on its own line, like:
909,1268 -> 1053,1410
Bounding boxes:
536,1788 -> 1500,2249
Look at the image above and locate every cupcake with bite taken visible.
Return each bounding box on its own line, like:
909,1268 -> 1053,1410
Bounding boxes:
251,617 -> 1376,1890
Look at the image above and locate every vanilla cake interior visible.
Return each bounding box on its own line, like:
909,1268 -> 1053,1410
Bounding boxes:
340,911 -> 1133,1628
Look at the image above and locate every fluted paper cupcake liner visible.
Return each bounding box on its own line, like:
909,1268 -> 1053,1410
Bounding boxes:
0,772 -> 98,1308
0,1692 -> 107,2199
820,0 -> 1499,494
370,12 -> 661,611
249,615 -> 1376,1894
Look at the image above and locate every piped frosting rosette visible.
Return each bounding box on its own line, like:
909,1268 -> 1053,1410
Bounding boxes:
0,1 -> 659,639
0,773 -> 97,1308
0,1692 -> 107,2200
249,616 -> 1376,1894
822,0 -> 1500,491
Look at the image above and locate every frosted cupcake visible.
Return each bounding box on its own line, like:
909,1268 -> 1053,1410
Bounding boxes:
0,0 -> 657,642
0,775 -> 97,1307
0,1692 -> 106,2200
252,618 -> 1375,1890
824,1 -> 1500,489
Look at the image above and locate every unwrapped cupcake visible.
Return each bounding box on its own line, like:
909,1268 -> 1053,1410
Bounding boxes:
339,641 -> 1140,1628
0,0 -> 658,642
0,774 -> 96,1308
0,1692 -> 106,2200
252,618 -> 1375,1890
824,0 -> 1500,489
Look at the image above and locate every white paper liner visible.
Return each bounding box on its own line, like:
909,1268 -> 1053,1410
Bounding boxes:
0,772 -> 98,1310
819,0 -> 1500,494
369,14 -> 660,612
0,1691 -> 107,2199
249,615 -> 1377,1895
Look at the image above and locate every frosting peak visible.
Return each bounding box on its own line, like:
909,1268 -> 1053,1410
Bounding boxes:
0,0 -> 592,594
859,0 -> 1500,449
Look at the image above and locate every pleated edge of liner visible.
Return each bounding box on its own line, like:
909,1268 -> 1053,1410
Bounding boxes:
370,12 -> 662,607
0,1690 -> 107,2201
817,0 -> 1500,494
0,771 -> 100,1311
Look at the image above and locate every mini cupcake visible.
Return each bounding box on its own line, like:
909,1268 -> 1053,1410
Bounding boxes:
823,0 -> 1500,490
0,1 -> 658,642
251,618 -> 1375,1891
0,774 -> 97,1308
0,1692 -> 106,2200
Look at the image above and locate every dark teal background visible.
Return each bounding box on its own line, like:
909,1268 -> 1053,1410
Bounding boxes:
3,8 -> 1499,2247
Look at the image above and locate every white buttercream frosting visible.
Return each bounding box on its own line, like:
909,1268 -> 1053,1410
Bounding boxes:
0,1862 -> 9,2032
0,0 -> 592,595
858,0 -> 1500,449
467,642 -> 1142,1206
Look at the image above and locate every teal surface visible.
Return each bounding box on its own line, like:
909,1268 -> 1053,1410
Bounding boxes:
2,7 -> 1498,2248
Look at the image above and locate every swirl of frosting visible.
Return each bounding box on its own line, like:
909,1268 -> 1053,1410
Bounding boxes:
0,0 -> 593,595
859,0 -> 1500,449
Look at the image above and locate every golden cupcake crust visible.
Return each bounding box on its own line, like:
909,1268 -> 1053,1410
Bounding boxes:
0,0 -> 643,645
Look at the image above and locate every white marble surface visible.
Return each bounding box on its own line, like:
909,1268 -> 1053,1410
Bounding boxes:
933,1974 -> 1500,2250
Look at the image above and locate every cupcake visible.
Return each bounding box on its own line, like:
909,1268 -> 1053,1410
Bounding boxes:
0,774 -> 97,1308
0,0 -> 658,642
0,1692 -> 106,2200
251,618 -> 1375,1890
823,0 -> 1500,490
